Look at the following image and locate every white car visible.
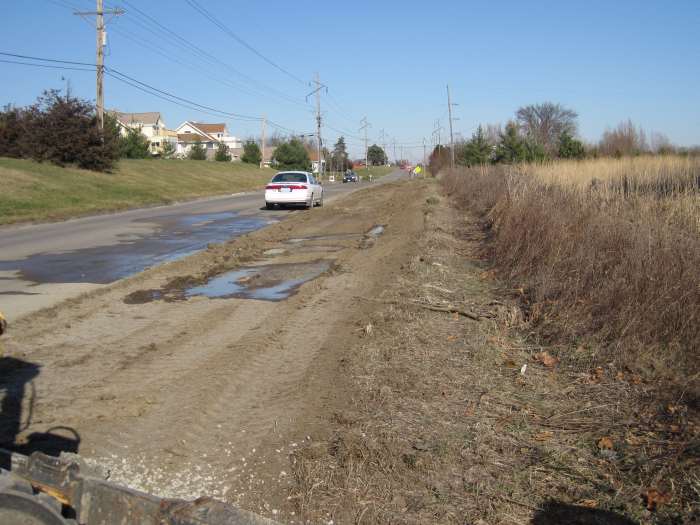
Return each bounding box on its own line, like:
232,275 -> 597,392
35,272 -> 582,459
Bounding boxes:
265,171 -> 323,209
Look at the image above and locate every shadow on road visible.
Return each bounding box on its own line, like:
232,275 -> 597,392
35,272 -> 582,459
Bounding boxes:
531,500 -> 636,525
0,356 -> 80,469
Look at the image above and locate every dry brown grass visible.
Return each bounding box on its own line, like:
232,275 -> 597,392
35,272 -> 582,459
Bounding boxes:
443,157 -> 699,372
288,186 -> 698,524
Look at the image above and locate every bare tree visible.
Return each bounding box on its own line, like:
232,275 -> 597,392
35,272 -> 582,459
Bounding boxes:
599,120 -> 649,157
515,102 -> 578,154
484,123 -> 502,146
650,131 -> 675,154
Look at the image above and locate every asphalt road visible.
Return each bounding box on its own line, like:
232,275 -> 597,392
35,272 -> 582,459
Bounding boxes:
0,171 -> 404,320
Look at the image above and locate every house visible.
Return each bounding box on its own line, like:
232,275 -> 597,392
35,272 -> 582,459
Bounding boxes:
111,111 -> 177,156
175,121 -> 242,160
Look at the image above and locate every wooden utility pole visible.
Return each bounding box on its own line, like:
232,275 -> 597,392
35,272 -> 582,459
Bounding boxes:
74,1 -> 124,131
306,74 -> 326,178
260,115 -> 266,169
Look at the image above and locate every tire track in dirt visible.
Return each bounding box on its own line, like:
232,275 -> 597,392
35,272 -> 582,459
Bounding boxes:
2,180 -> 428,516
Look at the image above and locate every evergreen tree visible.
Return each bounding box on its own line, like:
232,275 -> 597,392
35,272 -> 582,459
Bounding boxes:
273,138 -> 310,170
188,140 -> 206,160
120,127 -> 151,159
241,140 -> 262,164
558,131 -> 586,159
458,125 -> 492,166
494,122 -> 528,164
214,141 -> 231,161
331,136 -> 349,171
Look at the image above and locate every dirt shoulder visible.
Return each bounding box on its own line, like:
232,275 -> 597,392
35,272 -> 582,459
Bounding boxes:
288,187 -> 696,524
1,177 -> 427,521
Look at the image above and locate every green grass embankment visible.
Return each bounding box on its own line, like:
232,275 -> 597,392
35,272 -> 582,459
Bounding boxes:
0,157 -> 276,225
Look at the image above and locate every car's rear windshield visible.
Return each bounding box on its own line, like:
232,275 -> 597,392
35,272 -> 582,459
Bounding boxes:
272,172 -> 307,183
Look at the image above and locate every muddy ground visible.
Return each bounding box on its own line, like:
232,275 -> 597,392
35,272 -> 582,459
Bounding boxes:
2,178 -> 693,524
1,179 -> 428,521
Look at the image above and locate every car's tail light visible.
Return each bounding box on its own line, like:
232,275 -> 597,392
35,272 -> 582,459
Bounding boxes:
289,184 -> 308,190
266,184 -> 282,190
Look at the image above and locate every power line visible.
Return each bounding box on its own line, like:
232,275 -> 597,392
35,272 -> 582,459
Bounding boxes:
184,0 -> 306,85
114,0 -> 309,109
0,51 -> 304,133
0,51 -> 94,67
106,68 -> 262,121
0,58 -> 93,72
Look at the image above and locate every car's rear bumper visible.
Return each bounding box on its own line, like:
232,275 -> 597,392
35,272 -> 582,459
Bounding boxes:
265,189 -> 311,204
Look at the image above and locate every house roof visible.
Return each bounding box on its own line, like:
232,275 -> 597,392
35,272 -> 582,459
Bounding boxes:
193,122 -> 226,134
113,111 -> 161,126
177,133 -> 212,143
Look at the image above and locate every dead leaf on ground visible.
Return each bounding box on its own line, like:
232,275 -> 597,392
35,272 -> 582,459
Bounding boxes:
534,351 -> 559,368
534,431 -> 554,441
577,499 -> 598,508
446,335 -> 458,342
597,436 -> 614,450
642,488 -> 671,511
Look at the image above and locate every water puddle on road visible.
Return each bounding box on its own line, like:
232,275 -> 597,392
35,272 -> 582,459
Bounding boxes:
366,225 -> 385,237
185,261 -> 331,302
0,212 -> 272,285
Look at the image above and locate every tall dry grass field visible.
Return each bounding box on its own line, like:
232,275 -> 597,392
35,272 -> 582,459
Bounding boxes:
443,156 -> 700,386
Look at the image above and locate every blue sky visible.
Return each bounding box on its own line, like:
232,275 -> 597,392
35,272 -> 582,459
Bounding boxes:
1,0 -> 698,160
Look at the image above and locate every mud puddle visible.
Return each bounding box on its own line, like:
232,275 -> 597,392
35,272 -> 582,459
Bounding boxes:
125,261 -> 331,304
0,212 -> 272,285
188,260 -> 331,301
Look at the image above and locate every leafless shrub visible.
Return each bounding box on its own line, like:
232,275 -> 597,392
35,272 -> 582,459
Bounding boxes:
599,119 -> 649,157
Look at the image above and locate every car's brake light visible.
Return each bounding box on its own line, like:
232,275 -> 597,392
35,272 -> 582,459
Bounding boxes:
266,184 -> 282,190
289,184 -> 308,190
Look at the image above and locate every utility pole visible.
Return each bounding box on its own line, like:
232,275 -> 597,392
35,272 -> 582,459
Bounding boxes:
392,139 -> 397,165
359,117 -> 370,172
260,114 -> 266,169
306,73 -> 326,179
379,129 -> 387,165
74,1 -> 124,131
423,137 -> 427,167
447,84 -> 458,169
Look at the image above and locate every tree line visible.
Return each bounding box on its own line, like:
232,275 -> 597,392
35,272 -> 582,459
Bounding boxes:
431,101 -> 697,173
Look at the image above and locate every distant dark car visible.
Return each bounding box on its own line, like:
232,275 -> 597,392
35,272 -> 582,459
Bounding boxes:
343,171 -> 359,183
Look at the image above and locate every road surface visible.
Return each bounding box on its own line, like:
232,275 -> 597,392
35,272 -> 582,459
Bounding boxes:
0,173 -> 402,320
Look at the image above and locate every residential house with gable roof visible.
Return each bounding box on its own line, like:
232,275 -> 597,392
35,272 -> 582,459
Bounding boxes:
175,121 -> 243,160
110,111 -> 177,156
